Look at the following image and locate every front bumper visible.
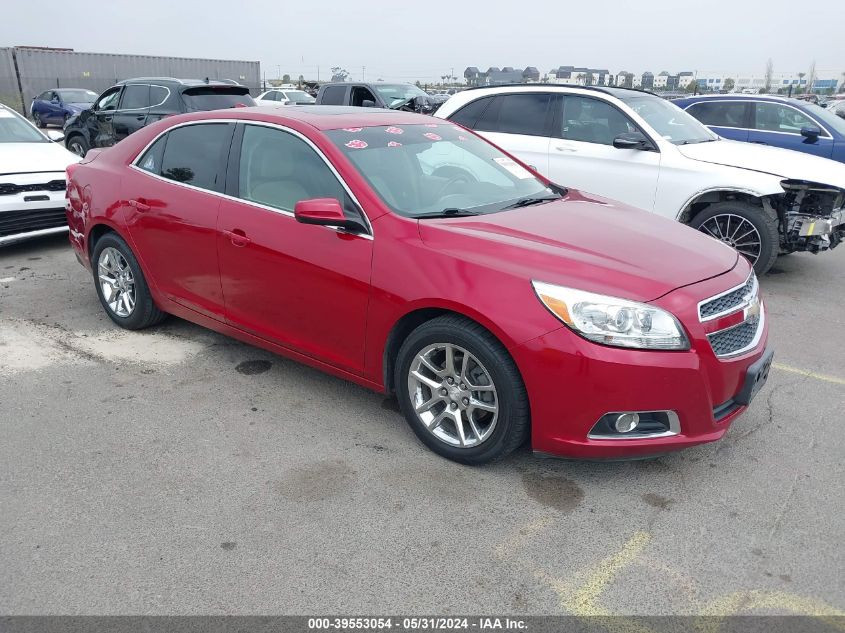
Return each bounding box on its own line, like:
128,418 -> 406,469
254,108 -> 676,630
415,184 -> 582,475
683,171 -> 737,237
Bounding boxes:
512,265 -> 770,459
0,172 -> 68,245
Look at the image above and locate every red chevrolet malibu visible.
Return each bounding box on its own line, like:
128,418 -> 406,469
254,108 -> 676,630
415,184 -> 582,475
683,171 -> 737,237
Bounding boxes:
65,106 -> 772,464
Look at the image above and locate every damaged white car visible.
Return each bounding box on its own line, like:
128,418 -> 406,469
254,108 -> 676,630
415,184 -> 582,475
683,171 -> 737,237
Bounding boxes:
436,85 -> 845,274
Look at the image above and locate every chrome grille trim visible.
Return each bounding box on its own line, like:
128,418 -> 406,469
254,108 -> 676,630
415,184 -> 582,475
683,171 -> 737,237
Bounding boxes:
707,303 -> 766,359
698,272 -> 757,322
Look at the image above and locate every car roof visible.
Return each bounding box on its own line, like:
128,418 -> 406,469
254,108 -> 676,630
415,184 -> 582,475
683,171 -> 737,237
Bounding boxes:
115,77 -> 237,87
181,105 -> 436,131
674,94 -> 809,107
457,83 -> 658,99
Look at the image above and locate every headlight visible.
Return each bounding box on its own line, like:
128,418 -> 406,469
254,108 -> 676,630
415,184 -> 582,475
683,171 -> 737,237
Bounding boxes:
532,281 -> 689,350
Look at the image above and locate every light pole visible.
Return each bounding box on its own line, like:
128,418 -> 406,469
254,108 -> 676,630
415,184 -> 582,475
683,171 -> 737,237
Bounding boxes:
362,66 -> 365,81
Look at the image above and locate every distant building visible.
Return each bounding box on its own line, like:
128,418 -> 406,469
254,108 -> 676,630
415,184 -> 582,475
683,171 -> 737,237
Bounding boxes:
641,71 -> 654,90
464,65 -> 541,86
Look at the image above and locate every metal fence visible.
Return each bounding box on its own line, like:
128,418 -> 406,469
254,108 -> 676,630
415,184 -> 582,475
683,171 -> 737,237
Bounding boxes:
1,47 -> 261,115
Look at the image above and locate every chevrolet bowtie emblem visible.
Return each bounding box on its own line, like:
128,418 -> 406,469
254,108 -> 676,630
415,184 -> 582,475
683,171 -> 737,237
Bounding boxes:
744,295 -> 761,320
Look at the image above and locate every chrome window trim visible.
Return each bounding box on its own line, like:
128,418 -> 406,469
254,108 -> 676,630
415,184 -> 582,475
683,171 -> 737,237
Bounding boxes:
697,271 -> 757,322
684,100 -> 831,139
587,410 -> 681,441
116,84 -> 171,113
128,118 -> 373,240
707,302 -> 766,359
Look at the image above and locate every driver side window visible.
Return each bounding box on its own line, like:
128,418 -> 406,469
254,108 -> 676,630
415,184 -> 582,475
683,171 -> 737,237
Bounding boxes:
560,96 -> 637,145
237,125 -> 348,213
351,86 -> 377,107
95,88 -> 122,111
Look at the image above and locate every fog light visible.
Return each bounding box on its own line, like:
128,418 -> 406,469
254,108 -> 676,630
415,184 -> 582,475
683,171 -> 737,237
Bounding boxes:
614,413 -> 640,433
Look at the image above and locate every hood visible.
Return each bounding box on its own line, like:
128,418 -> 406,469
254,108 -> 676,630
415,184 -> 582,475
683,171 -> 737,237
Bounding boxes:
679,139 -> 845,190
0,142 -> 79,176
65,102 -> 91,111
418,191 -> 739,303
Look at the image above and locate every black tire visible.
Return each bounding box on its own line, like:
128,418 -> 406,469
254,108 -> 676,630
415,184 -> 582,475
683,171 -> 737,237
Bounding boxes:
689,201 -> 779,275
394,315 -> 529,465
91,232 -> 167,330
66,134 -> 89,157
33,113 -> 45,128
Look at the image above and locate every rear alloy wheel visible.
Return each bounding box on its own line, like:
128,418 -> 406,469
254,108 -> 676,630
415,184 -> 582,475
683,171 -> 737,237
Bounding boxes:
92,233 -> 166,330
67,135 -> 89,157
395,315 -> 529,464
689,202 -> 779,275
33,113 -> 45,128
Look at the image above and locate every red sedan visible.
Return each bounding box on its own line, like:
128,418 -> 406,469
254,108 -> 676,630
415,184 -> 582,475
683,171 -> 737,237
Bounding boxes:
65,106 -> 772,464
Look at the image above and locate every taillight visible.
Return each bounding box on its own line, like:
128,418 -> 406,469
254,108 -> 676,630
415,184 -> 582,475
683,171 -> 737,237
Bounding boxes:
234,102 -> 248,108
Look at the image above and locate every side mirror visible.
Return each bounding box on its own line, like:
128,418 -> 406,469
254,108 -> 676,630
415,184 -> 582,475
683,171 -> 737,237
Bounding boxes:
800,126 -> 821,139
613,132 -> 650,150
46,130 -> 65,143
294,198 -> 366,232
361,99 -> 376,108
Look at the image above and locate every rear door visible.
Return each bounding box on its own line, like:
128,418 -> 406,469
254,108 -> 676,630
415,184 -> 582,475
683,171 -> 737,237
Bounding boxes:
684,100 -> 750,141
112,83 -> 150,142
748,101 -> 834,158
122,121 -> 235,319
471,93 -> 554,175
319,85 -> 348,106
549,94 -> 660,211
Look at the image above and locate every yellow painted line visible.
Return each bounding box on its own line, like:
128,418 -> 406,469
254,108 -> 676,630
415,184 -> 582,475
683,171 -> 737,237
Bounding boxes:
697,590 -> 845,633
564,531 -> 652,617
806,221 -> 816,236
773,362 -> 845,386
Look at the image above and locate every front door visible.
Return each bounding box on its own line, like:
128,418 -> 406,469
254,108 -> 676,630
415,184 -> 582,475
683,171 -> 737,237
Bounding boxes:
548,94 -> 661,211
748,101 -> 834,159
122,121 -> 235,320
90,86 -> 122,149
217,123 -> 373,374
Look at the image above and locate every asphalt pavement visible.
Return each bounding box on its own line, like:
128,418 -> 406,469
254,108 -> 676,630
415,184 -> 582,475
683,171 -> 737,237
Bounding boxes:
1,233 -> 843,616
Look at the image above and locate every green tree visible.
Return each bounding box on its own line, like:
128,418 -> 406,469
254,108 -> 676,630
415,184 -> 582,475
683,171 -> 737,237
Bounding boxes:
282,74 -> 291,83
723,77 -> 735,92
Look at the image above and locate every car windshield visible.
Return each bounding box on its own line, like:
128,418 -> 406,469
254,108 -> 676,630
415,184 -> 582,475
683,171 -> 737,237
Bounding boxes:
181,87 -> 255,111
622,94 -> 718,144
285,90 -> 315,104
328,124 -> 558,218
0,108 -> 46,143
57,89 -> 97,103
373,84 -> 430,108
802,102 -> 845,136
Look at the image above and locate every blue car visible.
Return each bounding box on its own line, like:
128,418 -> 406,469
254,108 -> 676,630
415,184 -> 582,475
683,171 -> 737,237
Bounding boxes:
30,88 -> 98,128
673,94 -> 845,163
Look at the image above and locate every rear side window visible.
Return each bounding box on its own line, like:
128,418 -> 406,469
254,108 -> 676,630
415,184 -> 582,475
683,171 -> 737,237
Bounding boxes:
181,87 -> 253,111
149,86 -> 169,108
137,136 -> 166,173
449,97 -> 493,128
496,94 -> 552,136
158,123 -> 233,191
119,85 -> 150,110
686,101 -> 749,127
321,86 -> 346,105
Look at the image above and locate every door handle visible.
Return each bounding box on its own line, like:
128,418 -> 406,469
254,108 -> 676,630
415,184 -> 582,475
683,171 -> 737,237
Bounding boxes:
135,114 -> 145,120
554,145 -> 577,152
128,198 -> 151,212
222,228 -> 251,247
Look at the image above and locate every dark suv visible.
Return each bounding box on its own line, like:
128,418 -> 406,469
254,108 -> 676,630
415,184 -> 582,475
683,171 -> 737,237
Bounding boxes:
63,78 -> 254,156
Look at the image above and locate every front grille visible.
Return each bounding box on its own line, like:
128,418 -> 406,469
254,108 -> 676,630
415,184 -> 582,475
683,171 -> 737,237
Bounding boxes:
0,208 -> 68,238
699,274 -> 755,320
0,180 -> 66,196
708,316 -> 760,357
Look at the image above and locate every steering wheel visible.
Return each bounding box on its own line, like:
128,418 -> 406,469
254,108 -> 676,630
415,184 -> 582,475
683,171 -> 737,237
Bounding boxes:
433,173 -> 475,199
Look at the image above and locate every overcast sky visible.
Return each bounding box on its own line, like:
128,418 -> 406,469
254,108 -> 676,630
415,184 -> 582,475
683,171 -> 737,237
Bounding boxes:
1,0 -> 842,82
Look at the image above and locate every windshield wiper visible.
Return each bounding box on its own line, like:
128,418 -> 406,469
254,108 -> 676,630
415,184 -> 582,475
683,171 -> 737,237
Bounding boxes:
416,208 -> 481,219
679,138 -> 718,145
501,195 -> 559,210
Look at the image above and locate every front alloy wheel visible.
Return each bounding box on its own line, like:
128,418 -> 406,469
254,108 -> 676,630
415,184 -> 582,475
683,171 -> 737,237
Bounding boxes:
698,213 -> 762,267
407,343 -> 499,448
395,315 -> 529,464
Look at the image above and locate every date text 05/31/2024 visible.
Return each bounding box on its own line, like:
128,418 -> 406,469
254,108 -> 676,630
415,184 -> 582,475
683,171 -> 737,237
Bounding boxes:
307,617 -> 527,630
